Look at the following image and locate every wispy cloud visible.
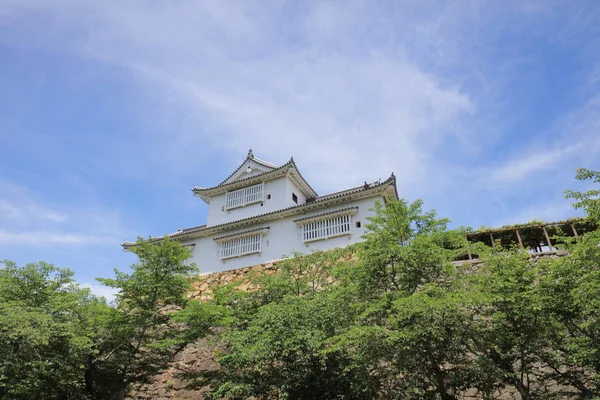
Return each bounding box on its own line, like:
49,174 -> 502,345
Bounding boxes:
0,180 -> 127,248
477,93 -> 600,191
0,231 -> 116,245
1,0 -> 599,251
0,200 -> 67,223
81,282 -> 119,303
1,0 -> 479,192
483,144 -> 580,188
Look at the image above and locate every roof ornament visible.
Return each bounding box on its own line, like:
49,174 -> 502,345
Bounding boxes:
247,147 -> 254,159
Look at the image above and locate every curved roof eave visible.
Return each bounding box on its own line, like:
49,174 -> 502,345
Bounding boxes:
124,173 -> 397,249
217,149 -> 279,187
192,158 -> 318,202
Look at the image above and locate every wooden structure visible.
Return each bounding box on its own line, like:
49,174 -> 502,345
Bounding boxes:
460,218 -> 597,260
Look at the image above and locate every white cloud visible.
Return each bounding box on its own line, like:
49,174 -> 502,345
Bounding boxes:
483,144 -> 580,188
81,282 -> 119,303
478,93 -> 600,191
2,0 -> 599,232
0,200 -> 67,223
0,181 -> 67,223
0,230 -> 116,245
0,180 -> 128,247
0,0 -> 477,193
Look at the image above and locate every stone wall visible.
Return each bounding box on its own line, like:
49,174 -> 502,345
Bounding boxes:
127,336 -> 220,400
188,260 -> 281,302
129,250 -> 573,400
128,261 -> 283,400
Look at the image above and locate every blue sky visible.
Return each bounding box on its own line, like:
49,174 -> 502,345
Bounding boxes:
1,1 -> 599,298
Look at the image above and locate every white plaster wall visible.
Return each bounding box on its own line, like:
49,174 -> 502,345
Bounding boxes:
286,177 -> 307,207
185,195 -> 383,274
206,177 -> 290,227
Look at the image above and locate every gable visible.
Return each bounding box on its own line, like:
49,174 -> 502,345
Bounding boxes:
192,152 -> 319,204
222,158 -> 276,185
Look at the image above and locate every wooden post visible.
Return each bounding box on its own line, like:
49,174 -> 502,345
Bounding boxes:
464,234 -> 473,260
542,226 -> 553,251
571,223 -> 579,241
489,232 -> 495,249
515,229 -> 524,250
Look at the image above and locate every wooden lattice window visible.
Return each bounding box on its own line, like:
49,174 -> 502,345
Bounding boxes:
302,214 -> 352,243
225,183 -> 264,210
219,234 -> 263,259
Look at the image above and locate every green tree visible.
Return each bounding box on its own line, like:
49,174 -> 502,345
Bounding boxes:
565,167 -> 600,224
0,238 -> 198,399
184,199 -> 481,399
536,231 -> 600,397
357,197 -> 464,296
329,198 -> 478,399
178,249 -> 379,399
95,237 -> 197,399
465,250 -> 553,399
0,260 -> 111,400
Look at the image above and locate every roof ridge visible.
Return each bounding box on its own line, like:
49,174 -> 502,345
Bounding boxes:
316,177 -> 385,199
251,156 -> 279,169
288,157 -> 319,198
193,158 -> 295,193
213,151 -> 280,188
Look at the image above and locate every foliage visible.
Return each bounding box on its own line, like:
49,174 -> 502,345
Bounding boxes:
179,173 -> 600,399
3,168 -> 600,399
95,237 -> 197,398
357,197 -> 464,296
565,167 -> 600,225
0,261 -> 111,400
0,237 -> 197,400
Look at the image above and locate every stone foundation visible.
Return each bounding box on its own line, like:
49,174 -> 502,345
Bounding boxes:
188,261 -> 281,302
130,250 -> 575,399
127,337 -> 220,400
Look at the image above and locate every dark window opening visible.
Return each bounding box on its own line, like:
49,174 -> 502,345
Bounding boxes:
266,194 -> 271,199
356,221 -> 361,228
292,193 -> 298,204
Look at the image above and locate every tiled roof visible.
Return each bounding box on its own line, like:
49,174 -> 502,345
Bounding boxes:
122,174 -> 397,247
194,158 -> 293,193
215,148 -> 279,187
250,156 -> 278,169
293,206 -> 358,223
289,157 -> 319,199
192,157 -> 319,202
213,226 -> 270,241
179,224 -> 206,233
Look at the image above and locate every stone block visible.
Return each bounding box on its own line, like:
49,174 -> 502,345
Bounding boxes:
236,282 -> 251,292
251,264 -> 264,272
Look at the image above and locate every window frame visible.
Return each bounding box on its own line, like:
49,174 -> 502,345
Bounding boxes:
225,183 -> 265,210
294,208 -> 358,243
216,230 -> 267,260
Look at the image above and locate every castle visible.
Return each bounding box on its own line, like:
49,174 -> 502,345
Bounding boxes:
123,150 -> 398,274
